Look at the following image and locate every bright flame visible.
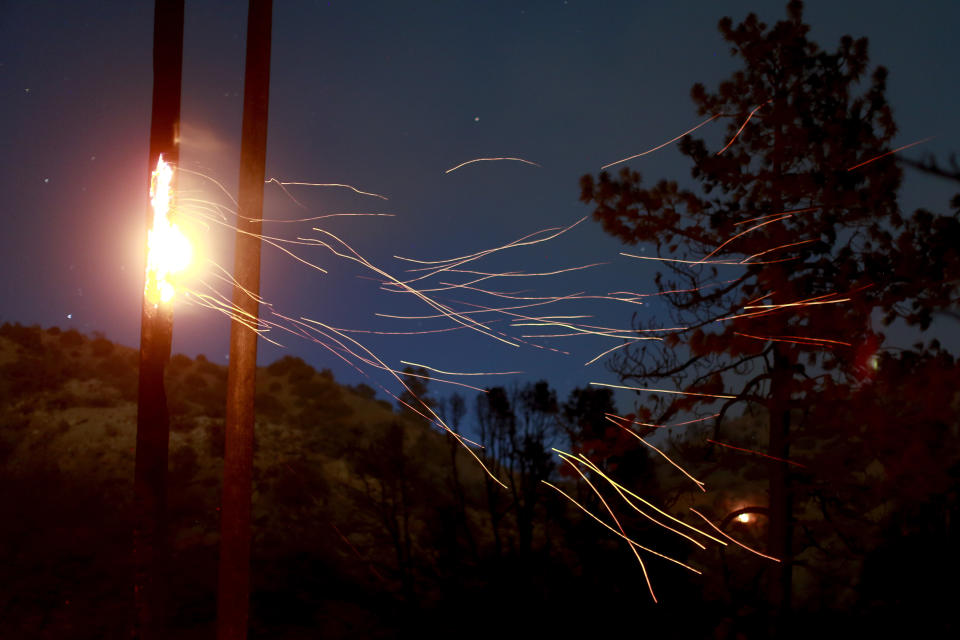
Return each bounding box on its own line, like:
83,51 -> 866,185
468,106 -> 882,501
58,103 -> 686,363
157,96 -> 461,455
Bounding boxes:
737,513 -> 753,524
145,155 -> 192,305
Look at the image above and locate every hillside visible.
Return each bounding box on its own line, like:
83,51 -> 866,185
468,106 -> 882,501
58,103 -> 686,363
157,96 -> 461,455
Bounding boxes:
0,323 -> 485,636
5,322 -> 952,637
1,323 -> 700,638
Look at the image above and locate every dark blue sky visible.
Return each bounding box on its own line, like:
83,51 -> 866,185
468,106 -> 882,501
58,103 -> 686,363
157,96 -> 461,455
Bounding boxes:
2,1 -> 958,411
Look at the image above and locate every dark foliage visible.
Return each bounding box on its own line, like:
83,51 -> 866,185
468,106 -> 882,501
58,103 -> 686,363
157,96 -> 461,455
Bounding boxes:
579,0 -> 960,633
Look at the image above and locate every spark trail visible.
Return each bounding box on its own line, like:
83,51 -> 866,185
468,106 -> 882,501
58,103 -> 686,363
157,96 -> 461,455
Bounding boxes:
445,157 -> 541,173
171,166 -> 670,496
601,113 -> 721,170
166,108 -> 827,603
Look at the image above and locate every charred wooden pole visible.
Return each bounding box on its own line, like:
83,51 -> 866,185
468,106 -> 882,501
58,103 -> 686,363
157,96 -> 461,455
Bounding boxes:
133,1 -> 184,638
216,1 -> 273,638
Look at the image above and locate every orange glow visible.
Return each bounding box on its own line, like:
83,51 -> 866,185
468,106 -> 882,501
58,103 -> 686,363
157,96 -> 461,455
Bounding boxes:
737,513 -> 752,524
144,155 -> 192,305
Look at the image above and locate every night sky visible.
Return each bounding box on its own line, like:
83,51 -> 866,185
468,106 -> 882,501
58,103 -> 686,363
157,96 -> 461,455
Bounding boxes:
3,0 -> 958,408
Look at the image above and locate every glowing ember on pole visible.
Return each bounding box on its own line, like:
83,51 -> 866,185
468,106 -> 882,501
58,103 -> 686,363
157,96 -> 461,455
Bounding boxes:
144,154 -> 192,306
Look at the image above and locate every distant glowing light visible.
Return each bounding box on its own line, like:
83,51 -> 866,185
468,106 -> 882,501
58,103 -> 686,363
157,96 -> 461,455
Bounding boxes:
144,155 -> 192,305
737,513 -> 752,524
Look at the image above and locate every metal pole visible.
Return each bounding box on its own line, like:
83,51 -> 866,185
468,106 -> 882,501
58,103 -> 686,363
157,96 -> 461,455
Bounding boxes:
133,1 -> 184,638
216,1 -> 272,638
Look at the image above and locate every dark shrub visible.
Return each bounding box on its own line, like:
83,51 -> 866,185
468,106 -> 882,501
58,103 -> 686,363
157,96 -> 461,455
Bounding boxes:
196,357 -> 222,379
1,323 -> 44,353
90,337 -> 114,357
267,356 -> 316,384
59,328 -> 84,348
255,391 -> 285,421
351,383 -> 376,400
205,420 -> 225,458
170,444 -> 200,482
1,357 -> 66,395
169,353 -> 192,374
98,352 -> 134,381
170,415 -> 196,433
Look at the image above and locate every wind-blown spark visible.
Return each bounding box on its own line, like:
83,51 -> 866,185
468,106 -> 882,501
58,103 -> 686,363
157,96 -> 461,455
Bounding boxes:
266,177 -> 389,201
601,113 -> 721,170
251,212 -> 396,223
716,100 -> 771,156
445,157 -> 542,174
740,239 -> 816,263
511,320 -> 657,340
397,368 -> 488,393
706,439 -> 807,468
742,298 -> 850,310
605,412 -> 720,429
734,331 -> 851,348
303,227 -> 521,347
716,292 -> 852,322
408,263 -> 607,278
689,508 -> 780,562
560,450 -> 727,546
733,206 -> 820,226
620,253 -> 743,266
607,417 -> 706,491
294,314 -> 505,485
590,381 -> 736,400
394,217 -> 586,267
399,361 -> 523,377
847,136 -> 934,172
699,214 -> 792,263
544,480 -> 661,599
584,340 -> 640,366
555,460 -> 657,601
547,452 -> 708,602
375,293 -> 595,321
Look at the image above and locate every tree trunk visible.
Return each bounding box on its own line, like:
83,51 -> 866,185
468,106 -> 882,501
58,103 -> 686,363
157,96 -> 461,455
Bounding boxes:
767,346 -> 793,629
448,438 -> 478,559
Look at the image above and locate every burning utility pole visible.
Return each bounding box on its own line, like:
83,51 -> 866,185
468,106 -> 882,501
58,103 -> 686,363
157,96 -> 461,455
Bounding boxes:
216,1 -> 273,638
133,1 -> 185,638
